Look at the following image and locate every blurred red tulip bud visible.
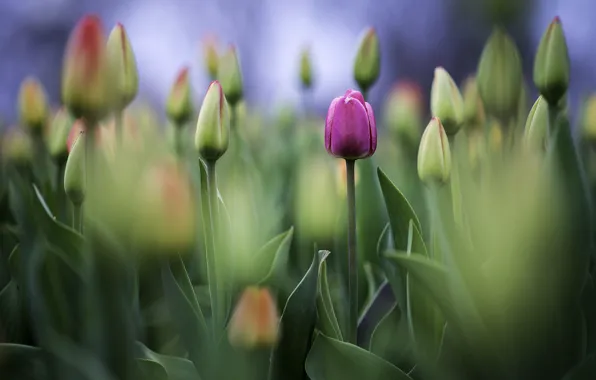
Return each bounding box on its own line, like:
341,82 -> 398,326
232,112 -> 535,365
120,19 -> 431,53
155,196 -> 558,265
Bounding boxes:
202,35 -> 220,80
228,287 -> 280,349
18,77 -> 49,134
166,67 -> 193,126
107,23 -> 139,111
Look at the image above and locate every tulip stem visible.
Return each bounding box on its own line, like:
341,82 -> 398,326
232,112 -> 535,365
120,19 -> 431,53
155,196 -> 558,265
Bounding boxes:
73,202 -> 82,233
115,110 -> 123,146
345,159 -> 358,344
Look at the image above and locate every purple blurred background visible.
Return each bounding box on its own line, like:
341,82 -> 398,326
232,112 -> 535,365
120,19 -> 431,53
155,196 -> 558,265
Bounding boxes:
0,0 -> 593,127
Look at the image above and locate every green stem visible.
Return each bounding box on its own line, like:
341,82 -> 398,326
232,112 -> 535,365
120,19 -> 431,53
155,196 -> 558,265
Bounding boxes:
115,110 -> 123,147
345,159 -> 358,344
83,121 -> 97,235
73,202 -> 82,233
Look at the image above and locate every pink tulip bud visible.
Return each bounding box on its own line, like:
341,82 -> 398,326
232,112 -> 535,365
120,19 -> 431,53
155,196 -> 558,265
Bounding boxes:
325,89 -> 377,160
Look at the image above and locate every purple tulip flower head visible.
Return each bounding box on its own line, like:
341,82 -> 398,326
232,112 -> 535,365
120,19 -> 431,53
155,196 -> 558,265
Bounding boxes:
325,89 -> 377,160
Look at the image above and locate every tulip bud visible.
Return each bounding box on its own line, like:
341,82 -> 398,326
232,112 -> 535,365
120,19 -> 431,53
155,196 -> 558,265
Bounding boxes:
64,132 -> 86,205
166,67 -> 193,126
430,67 -> 464,136
581,95 -> 596,143
488,120 -> 503,153
383,81 -> 423,149
461,75 -> 485,127
325,89 -> 377,160
299,47 -> 314,89
353,27 -> 380,93
523,96 -> 549,149
228,287 -> 280,349
417,117 -> 451,185
202,35 -> 219,80
195,81 -> 230,162
17,77 -> 49,134
61,15 -> 111,123
218,46 -> 243,107
107,23 -> 139,111
533,17 -> 570,105
1,128 -> 33,165
476,27 -> 523,120
47,108 -> 75,164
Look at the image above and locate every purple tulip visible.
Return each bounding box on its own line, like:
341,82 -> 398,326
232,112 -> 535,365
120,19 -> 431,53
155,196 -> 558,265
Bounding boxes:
325,89 -> 377,160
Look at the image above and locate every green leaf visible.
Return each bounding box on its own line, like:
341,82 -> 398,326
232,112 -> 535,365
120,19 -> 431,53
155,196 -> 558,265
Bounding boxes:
316,257 -> 343,341
582,274 -> 596,354
254,226 -> 294,284
0,343 -> 43,380
358,281 -> 394,348
370,303 -> 414,372
137,359 -> 169,380
136,342 -> 201,380
562,353 -> 596,380
305,333 -> 413,380
0,280 -> 27,343
270,249 -> 329,380
161,259 -> 210,378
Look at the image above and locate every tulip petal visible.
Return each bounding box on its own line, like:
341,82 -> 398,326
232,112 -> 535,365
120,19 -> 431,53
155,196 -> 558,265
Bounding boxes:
325,97 -> 342,152
365,102 -> 377,154
330,97 -> 370,159
344,89 -> 366,107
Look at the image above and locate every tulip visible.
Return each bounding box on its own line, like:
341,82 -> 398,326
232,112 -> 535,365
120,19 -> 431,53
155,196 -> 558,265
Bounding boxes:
461,75 -> 485,128
64,132 -> 86,206
107,23 -> 139,111
228,287 -> 280,349
299,47 -> 314,89
523,96 -> 549,149
417,117 -> 451,185
383,81 -> 423,150
18,77 -> 49,134
430,67 -> 464,136
218,45 -> 243,107
166,67 -> 193,127
325,89 -> 377,160
195,81 -> 230,162
202,35 -> 220,80
533,17 -> 570,105
61,14 -> 111,123
1,128 -> 33,166
476,27 -> 523,120
47,107 -> 75,164
353,27 -> 380,94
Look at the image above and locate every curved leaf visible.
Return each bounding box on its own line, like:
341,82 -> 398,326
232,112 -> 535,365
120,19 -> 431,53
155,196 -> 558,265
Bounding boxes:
357,281 -> 394,348
316,258 -> 343,341
0,343 -> 44,380
370,303 -> 414,372
305,333 -> 413,380
136,342 -> 201,380
137,359 -> 169,380
562,353 -> 596,380
254,226 -> 294,284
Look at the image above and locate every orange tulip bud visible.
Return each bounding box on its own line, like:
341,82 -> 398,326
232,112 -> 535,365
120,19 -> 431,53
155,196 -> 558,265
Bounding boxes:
228,287 -> 280,349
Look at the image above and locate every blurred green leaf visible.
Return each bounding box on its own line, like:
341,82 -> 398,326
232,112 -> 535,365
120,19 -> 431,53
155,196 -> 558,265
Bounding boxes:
370,303 -> 414,372
316,258 -> 343,341
270,250 -> 329,380
562,353 -> 596,380
583,274 -> 596,354
136,341 -> 201,380
137,359 -> 169,380
0,280 -> 27,343
305,333 -> 413,380
254,226 -> 294,284
0,343 -> 44,380
358,281 -> 394,349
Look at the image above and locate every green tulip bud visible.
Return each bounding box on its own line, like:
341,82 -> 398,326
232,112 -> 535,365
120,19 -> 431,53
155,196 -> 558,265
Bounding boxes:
202,35 -> 220,80
166,67 -> 193,126
461,75 -> 485,128
299,47 -> 314,89
430,67 -> 464,136
533,17 -> 570,105
581,95 -> 596,143
418,117 -> 451,185
383,81 -> 423,149
353,27 -> 380,94
523,96 -> 549,149
107,23 -> 139,111
1,128 -> 33,165
47,107 -> 75,164
64,132 -> 86,205
18,76 -> 49,134
218,45 -> 243,107
195,81 -> 230,162
476,27 -> 523,120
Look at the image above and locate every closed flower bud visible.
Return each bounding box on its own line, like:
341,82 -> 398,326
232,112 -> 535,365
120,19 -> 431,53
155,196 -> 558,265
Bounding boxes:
383,81 -> 423,149
47,107 -> 75,164
299,47 -> 314,89
353,27 -> 380,93
461,75 -> 485,127
18,77 -> 49,134
430,67 -> 464,136
417,117 -> 451,185
64,132 -> 86,205
581,95 -> 596,143
476,27 -> 523,120
533,17 -> 570,105
228,287 -> 280,349
62,15 -> 111,123
195,81 -> 230,162
166,67 -> 193,126
218,46 -> 243,107
107,23 -> 139,111
523,96 -> 549,149
325,89 -> 377,160
1,128 -> 33,165
202,35 -> 219,80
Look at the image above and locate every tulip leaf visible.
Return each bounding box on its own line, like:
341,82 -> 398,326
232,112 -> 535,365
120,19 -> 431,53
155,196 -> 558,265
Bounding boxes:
137,359 -> 169,380
0,279 -> 27,343
305,333 -> 413,380
358,281 -> 394,348
136,341 -> 201,380
370,303 -> 414,372
316,257 -> 343,341
270,249 -> 329,380
562,353 -> 596,380
161,258 -> 210,378
582,274 -> 596,354
255,226 -> 294,284
0,343 -> 44,380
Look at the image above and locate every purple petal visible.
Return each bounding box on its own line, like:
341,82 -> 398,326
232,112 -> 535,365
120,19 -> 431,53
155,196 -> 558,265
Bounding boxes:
325,97 -> 342,152
365,102 -> 377,156
330,97 -> 371,159
344,89 -> 366,107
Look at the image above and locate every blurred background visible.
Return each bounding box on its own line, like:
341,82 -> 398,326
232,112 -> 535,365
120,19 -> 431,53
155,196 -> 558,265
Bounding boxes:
0,0 -> 593,127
